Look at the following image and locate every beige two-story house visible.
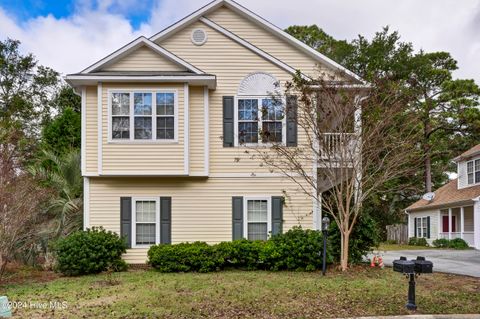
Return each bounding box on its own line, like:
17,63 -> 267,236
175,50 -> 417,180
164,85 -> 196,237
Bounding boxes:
406,144 -> 480,249
66,0 -> 364,263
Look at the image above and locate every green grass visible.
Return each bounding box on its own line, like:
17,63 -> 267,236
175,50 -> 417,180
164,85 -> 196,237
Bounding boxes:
376,243 -> 436,251
1,267 -> 480,318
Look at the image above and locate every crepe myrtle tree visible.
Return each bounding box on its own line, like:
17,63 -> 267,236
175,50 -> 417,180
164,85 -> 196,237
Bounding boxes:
247,71 -> 421,270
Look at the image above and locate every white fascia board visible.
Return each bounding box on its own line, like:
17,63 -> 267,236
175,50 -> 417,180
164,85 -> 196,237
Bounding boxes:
222,0 -> 365,83
149,0 -> 365,84
65,75 -> 217,89
149,0 -> 224,42
80,36 -> 204,74
200,17 -> 309,80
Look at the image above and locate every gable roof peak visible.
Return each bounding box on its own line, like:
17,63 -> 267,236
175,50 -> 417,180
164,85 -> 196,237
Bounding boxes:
149,0 -> 364,83
80,36 -> 204,74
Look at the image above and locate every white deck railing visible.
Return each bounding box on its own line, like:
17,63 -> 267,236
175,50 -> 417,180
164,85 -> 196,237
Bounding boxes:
319,133 -> 358,160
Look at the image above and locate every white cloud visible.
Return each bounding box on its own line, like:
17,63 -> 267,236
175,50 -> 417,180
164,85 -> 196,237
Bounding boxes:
0,0 -> 479,83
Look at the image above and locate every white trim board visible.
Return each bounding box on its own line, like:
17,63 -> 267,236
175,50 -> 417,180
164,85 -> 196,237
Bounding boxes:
83,177 -> 90,230
81,87 -> 86,176
199,17 -> 308,79
204,86 -> 210,176
184,83 -> 190,175
149,0 -> 365,83
80,36 -> 204,74
97,83 -> 103,175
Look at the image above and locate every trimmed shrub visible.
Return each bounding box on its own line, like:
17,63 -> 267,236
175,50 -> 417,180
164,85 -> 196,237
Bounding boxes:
262,227 -> 331,271
148,242 -> 222,272
408,237 -> 428,247
329,214 -> 380,264
432,238 -> 449,248
54,227 -> 127,276
448,238 -> 469,249
215,239 -> 265,270
148,227 -> 332,272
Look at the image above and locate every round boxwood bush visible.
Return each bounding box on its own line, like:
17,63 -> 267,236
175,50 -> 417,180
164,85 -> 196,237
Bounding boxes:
54,227 -> 128,276
215,239 -> 265,270
448,238 -> 470,249
432,238 -> 449,248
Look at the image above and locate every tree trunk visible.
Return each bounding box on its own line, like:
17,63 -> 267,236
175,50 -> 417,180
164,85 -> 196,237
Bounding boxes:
340,230 -> 350,271
0,257 -> 7,284
423,117 -> 432,193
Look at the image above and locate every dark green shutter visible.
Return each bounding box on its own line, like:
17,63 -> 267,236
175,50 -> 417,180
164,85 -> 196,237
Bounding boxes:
286,95 -> 298,147
223,96 -> 234,147
120,197 -> 132,248
414,217 -> 417,237
160,197 -> 172,244
232,196 -> 243,240
271,196 -> 283,235
426,216 -> 430,239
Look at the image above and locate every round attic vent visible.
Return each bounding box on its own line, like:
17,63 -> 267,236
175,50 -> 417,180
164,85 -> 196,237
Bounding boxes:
191,29 -> 207,46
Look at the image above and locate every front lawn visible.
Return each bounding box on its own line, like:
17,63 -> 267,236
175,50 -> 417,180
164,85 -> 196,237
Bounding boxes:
2,267 -> 480,318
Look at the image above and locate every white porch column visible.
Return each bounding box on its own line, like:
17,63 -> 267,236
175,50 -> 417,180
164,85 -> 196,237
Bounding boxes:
460,206 -> 465,240
474,200 -> 480,250
448,208 -> 452,240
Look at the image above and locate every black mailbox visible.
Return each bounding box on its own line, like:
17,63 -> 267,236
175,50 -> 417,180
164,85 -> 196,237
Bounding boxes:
393,256 -> 415,274
413,256 -> 433,274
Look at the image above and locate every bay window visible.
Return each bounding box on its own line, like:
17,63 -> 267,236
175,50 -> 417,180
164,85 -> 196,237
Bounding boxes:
109,90 -> 177,142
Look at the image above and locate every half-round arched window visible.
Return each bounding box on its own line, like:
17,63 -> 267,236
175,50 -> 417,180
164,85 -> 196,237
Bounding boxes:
237,72 -> 279,96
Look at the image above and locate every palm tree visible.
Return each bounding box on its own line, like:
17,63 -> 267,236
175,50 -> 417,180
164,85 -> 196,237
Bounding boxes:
30,149 -> 83,238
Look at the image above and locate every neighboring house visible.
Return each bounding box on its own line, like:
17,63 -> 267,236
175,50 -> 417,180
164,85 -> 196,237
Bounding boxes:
66,0 -> 363,263
406,144 -> 480,249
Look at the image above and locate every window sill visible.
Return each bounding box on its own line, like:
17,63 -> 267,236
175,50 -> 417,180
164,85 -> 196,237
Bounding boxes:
107,140 -> 179,145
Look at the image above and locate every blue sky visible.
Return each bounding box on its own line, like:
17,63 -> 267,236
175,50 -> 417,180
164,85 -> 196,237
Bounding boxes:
0,0 -> 479,83
0,0 -> 155,28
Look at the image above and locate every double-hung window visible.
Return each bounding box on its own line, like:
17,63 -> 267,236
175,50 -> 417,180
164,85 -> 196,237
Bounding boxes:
244,198 -> 271,240
467,159 -> 480,185
132,198 -> 159,247
415,217 -> 428,238
110,90 -> 177,142
237,97 -> 284,145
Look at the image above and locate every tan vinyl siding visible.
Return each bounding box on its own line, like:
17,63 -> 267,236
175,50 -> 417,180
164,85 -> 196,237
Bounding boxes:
102,45 -> 186,71
161,21 -> 312,175
206,6 -> 333,78
89,177 -> 312,263
101,83 -> 185,174
85,86 -> 98,174
189,86 -> 206,174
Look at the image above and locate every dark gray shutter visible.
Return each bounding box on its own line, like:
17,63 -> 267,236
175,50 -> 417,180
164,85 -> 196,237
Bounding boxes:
223,96 -> 234,147
271,196 -> 283,235
286,95 -> 298,147
427,216 -> 430,239
120,197 -> 132,248
232,196 -> 243,240
414,217 -> 417,237
160,197 -> 172,244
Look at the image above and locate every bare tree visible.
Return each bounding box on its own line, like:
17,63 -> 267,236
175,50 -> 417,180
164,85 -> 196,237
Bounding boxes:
252,72 -> 421,270
0,127 -> 51,282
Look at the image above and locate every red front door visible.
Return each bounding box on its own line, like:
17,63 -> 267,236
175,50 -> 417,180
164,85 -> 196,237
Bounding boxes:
442,215 -> 456,232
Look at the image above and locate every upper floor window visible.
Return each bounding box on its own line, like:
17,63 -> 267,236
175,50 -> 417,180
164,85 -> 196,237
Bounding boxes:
236,97 -> 284,145
467,159 -> 480,185
110,90 -> 177,142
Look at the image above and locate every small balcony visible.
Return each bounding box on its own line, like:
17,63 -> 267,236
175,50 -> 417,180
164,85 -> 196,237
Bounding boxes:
318,133 -> 359,166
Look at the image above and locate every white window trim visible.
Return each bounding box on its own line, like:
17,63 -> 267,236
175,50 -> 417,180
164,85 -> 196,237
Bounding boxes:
415,216 -> 429,238
243,196 -> 272,240
131,197 -> 160,248
234,96 -> 286,147
466,158 -> 480,186
107,89 -> 179,144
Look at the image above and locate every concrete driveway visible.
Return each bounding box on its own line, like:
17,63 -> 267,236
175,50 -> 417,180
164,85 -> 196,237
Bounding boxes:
372,249 -> 480,277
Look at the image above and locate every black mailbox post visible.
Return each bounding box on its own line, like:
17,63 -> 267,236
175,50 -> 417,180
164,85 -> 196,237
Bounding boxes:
393,256 -> 433,311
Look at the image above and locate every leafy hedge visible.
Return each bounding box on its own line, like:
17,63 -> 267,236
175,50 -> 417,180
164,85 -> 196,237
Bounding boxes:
408,237 -> 428,246
54,227 -> 128,276
432,238 -> 469,249
148,227 -> 334,273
